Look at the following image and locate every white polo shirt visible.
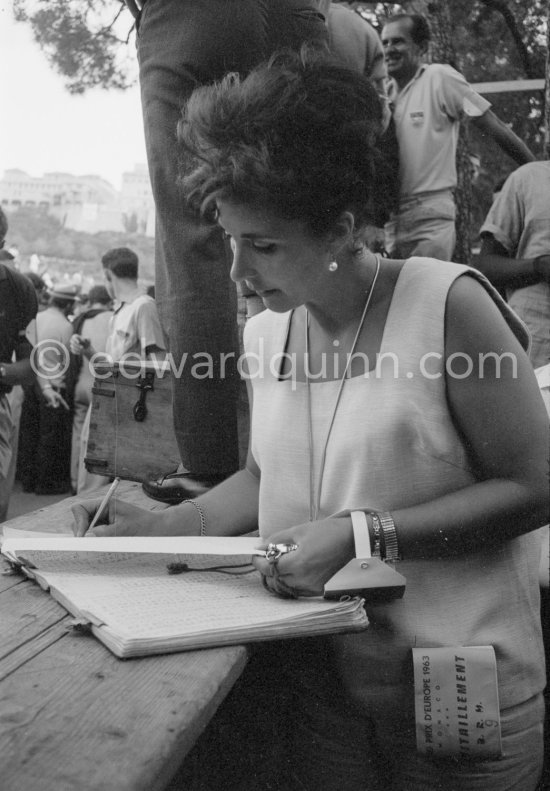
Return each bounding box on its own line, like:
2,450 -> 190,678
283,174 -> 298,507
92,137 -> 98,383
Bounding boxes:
106,294 -> 165,362
388,63 -> 491,198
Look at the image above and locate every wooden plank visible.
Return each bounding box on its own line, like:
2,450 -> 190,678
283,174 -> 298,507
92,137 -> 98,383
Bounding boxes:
0,560 -> 26,593
472,78 -> 545,94
0,623 -> 248,791
0,614 -> 70,683
0,576 -> 68,665
0,487 -> 250,790
0,484 -> 251,790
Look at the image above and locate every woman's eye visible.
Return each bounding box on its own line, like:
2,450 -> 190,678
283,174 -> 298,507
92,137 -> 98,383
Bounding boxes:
252,242 -> 276,253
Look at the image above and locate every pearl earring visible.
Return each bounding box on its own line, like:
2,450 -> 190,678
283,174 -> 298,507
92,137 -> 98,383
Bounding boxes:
328,261 -> 338,272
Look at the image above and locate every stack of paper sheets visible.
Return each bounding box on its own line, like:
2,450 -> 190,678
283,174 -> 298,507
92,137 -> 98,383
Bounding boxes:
1,536 -> 368,658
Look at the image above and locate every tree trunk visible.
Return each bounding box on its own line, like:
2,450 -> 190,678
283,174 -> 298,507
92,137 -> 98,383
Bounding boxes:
545,0 -> 550,159
478,0 -> 538,79
407,0 -> 472,263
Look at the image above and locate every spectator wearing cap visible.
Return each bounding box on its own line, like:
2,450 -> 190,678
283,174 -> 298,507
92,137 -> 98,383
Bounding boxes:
17,282 -> 78,495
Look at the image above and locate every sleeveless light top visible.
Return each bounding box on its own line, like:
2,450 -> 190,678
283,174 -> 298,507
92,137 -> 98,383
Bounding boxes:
244,258 -> 544,713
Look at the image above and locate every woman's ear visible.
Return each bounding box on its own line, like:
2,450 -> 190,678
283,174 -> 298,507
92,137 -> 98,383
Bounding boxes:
328,211 -> 355,249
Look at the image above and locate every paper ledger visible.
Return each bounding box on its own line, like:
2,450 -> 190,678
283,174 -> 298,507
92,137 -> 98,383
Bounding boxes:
1,536 -> 368,658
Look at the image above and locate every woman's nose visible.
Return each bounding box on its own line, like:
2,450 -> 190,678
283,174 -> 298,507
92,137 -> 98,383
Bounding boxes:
229,240 -> 253,283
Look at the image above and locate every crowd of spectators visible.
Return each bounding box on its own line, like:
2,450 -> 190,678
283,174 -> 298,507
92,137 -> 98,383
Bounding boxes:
0,231 -> 161,513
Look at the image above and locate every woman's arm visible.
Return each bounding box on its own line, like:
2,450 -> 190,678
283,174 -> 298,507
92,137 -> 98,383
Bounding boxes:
255,275 -> 549,594
169,361 -> 261,537
389,274 -> 549,558
72,467 -> 260,537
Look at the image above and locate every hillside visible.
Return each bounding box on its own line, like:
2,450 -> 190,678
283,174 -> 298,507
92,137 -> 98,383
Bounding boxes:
5,206 -> 155,281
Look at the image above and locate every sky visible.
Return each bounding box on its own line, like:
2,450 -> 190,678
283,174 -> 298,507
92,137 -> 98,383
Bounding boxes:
0,3 -> 147,190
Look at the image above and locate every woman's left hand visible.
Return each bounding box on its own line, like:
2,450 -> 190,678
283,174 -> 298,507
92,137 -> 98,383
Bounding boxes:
253,516 -> 354,597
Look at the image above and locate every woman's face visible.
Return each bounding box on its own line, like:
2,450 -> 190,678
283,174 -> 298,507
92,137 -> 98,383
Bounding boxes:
216,199 -> 331,313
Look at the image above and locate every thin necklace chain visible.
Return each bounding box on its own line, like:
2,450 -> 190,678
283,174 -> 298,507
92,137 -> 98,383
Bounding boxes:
306,253 -> 381,522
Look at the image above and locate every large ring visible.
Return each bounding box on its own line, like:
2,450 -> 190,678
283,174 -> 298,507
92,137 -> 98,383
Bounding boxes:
265,542 -> 299,563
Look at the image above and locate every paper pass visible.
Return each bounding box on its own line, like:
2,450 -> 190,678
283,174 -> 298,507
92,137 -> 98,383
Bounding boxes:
412,646 -> 501,758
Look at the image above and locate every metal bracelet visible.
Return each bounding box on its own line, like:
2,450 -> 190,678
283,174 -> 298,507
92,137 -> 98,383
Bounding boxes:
182,499 -> 207,536
377,511 -> 401,562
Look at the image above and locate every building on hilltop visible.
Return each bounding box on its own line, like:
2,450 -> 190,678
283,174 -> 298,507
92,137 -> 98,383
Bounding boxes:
120,164 -> 155,236
0,167 -> 155,237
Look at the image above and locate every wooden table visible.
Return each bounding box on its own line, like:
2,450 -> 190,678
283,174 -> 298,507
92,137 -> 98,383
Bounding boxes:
0,482 -> 249,791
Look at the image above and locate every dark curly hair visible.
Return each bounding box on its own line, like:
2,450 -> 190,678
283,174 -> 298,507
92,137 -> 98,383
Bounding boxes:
177,46 -> 395,236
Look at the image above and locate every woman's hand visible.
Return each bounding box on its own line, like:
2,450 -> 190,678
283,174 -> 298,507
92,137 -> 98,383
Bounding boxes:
71,499 -> 164,537
253,516 -> 354,597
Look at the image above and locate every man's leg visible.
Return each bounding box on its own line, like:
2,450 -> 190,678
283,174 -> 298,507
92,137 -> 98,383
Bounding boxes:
34,396 -> 72,495
15,385 -> 40,493
137,0 -> 327,481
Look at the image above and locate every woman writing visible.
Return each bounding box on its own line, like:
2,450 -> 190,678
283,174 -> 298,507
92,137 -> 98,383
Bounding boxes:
73,49 -> 549,789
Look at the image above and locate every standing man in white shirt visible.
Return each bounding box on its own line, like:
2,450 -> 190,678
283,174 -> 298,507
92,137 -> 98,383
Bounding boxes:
381,13 -> 535,260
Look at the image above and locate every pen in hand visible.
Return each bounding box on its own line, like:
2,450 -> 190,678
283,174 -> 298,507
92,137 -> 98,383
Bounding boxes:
86,477 -> 121,535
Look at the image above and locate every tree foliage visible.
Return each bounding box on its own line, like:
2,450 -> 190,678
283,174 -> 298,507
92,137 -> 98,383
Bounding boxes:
13,0 -> 136,93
